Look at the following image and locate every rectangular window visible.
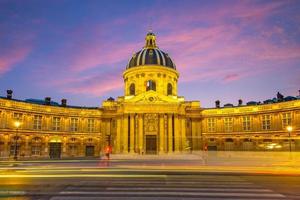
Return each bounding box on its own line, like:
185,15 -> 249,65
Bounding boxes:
282,113 -> 292,128
87,119 -> 95,132
33,115 -> 42,130
243,116 -> 251,131
262,115 -> 271,130
224,117 -> 233,132
31,146 -> 41,156
207,118 -> 216,132
52,117 -> 61,131
13,112 -> 23,120
70,118 -> 78,132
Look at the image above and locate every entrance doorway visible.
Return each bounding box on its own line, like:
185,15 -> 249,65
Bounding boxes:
49,143 -> 61,159
145,135 -> 157,154
85,146 -> 95,157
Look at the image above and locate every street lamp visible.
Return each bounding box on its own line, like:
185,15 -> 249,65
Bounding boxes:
13,121 -> 21,160
286,126 -> 293,152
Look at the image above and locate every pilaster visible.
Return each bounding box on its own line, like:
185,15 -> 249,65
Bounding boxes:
138,114 -> 144,154
123,115 -> 128,153
130,114 -> 135,153
116,118 -> 121,153
159,114 -> 165,154
168,114 -> 173,153
174,115 -> 180,152
181,117 -> 186,151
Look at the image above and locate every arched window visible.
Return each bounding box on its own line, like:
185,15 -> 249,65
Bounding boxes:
167,83 -> 172,95
146,80 -> 156,91
129,83 -> 135,95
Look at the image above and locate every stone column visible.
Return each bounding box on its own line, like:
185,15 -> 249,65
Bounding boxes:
80,137 -> 85,157
168,114 -> 173,153
130,114 -> 135,153
44,135 -> 49,158
116,118 -> 121,153
191,119 -> 197,151
123,115 -> 128,153
197,120 -> 202,150
174,115 -> 180,152
181,117 -> 186,152
138,114 -> 144,154
25,135 -> 30,157
3,134 -> 9,157
159,114 -> 165,154
62,136 -> 67,158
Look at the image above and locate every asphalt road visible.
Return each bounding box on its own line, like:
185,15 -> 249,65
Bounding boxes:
0,159 -> 300,200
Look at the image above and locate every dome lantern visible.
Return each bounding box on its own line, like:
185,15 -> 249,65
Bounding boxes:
145,32 -> 157,48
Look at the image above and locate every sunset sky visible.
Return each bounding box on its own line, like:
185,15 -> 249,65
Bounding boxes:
1,0 -> 300,108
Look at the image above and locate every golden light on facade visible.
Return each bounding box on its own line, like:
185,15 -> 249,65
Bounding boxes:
14,121 -> 21,128
286,126 -> 293,132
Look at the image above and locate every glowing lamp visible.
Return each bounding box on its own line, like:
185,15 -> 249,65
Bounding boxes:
286,126 -> 293,132
14,121 -> 21,128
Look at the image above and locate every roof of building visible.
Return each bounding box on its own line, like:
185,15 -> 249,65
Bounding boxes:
126,32 -> 176,70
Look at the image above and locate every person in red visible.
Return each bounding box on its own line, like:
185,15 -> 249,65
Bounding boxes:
105,145 -> 112,160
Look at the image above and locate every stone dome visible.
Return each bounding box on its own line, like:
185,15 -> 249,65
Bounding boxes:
126,32 -> 176,70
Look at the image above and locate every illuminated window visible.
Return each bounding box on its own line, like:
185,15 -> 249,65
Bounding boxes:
70,118 -> 78,132
167,83 -> 172,95
87,119 -> 95,132
33,115 -> 42,130
207,118 -> 216,132
146,80 -> 156,91
262,115 -> 271,130
129,83 -> 135,95
282,113 -> 292,128
243,116 -> 251,131
224,117 -> 233,132
52,117 -> 61,131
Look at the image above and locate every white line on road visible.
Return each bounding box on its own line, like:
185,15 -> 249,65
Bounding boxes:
104,187 -> 274,193
58,191 -> 286,198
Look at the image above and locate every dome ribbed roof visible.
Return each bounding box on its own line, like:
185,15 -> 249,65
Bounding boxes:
126,32 -> 176,70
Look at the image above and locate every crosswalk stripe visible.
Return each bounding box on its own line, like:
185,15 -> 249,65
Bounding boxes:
105,187 -> 274,192
58,191 -> 285,198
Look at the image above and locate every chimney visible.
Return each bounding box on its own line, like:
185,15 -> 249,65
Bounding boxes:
238,99 -> 243,106
61,99 -> 67,107
45,97 -> 51,105
215,100 -> 220,108
6,90 -> 13,99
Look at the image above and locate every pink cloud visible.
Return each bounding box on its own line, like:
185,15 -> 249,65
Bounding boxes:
61,74 -> 123,97
0,46 -> 31,75
223,74 -> 240,83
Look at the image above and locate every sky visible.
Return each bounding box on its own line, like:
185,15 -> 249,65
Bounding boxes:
0,0 -> 300,108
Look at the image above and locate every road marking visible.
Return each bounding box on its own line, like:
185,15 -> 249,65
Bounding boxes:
0,174 -> 166,178
0,191 -> 26,195
58,191 -> 286,198
105,187 -> 274,192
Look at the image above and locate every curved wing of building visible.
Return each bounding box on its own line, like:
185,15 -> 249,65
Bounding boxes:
0,32 -> 300,159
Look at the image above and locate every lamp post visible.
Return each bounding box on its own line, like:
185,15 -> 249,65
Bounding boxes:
13,121 -> 21,160
286,126 -> 293,152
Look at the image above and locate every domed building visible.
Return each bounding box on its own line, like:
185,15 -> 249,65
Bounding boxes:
0,32 -> 300,159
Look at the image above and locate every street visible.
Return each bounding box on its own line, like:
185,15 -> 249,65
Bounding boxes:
0,156 -> 300,200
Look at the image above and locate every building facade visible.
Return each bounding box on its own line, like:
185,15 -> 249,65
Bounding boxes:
1,32 -> 300,159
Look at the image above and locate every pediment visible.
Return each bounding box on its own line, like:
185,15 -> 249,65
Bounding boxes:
124,91 -> 181,104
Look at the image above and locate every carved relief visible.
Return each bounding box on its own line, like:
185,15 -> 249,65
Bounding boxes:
144,114 -> 158,134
